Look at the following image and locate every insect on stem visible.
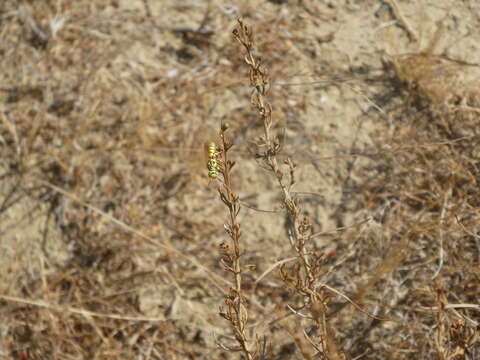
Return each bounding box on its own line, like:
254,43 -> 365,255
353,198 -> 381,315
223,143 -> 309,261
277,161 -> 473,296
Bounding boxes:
206,142 -> 221,179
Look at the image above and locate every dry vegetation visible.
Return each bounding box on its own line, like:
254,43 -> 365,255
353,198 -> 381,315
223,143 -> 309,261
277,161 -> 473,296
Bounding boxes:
0,1 -> 479,359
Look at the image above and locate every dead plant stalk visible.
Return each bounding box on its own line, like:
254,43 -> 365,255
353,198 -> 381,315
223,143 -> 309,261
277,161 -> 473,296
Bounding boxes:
217,124 -> 254,359
233,19 -> 344,359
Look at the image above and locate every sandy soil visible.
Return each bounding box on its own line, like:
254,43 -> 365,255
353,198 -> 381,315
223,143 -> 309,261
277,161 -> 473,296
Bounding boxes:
1,0 -> 479,359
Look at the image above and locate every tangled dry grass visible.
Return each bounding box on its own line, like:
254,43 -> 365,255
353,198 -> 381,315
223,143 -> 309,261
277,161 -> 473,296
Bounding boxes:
0,1 -> 479,359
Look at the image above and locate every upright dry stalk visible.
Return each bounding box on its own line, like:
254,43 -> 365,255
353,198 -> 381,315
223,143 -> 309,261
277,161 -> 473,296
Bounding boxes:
232,19 -> 307,264
217,123 -> 255,359
232,19 -> 344,359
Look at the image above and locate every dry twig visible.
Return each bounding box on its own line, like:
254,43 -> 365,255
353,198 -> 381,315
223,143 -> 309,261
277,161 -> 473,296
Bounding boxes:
217,124 -> 256,359
233,19 -> 345,360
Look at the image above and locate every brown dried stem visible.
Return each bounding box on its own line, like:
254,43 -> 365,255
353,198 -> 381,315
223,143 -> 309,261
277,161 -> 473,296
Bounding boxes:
233,19 -> 344,359
217,123 -> 255,359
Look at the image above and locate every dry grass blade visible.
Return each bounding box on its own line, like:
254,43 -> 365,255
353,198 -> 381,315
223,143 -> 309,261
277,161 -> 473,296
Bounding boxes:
38,179 -> 231,293
0,294 -> 166,322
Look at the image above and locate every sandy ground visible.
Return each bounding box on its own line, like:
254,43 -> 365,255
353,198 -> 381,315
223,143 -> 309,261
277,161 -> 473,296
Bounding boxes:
1,0 -> 479,358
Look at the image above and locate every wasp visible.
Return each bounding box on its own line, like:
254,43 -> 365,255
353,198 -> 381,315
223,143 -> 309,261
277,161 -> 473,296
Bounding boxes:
205,142 -> 220,179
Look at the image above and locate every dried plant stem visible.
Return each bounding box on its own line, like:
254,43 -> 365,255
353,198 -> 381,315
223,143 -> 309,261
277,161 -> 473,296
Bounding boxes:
233,19 -> 314,295
217,124 -> 254,359
233,19 -> 304,262
233,19 -> 344,359
384,0 -> 418,42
